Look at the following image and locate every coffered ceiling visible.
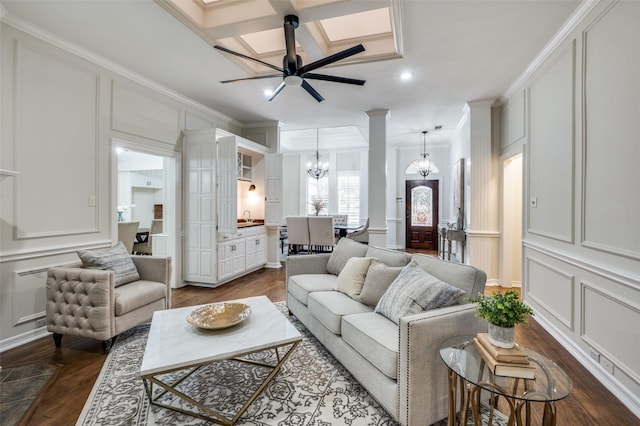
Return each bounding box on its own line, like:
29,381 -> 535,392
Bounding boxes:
0,0 -> 583,150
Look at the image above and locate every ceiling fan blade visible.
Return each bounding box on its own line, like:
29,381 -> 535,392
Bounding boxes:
301,80 -> 324,102
283,15 -> 299,74
220,74 -> 283,83
299,44 -> 365,74
267,81 -> 286,102
214,45 -> 284,73
303,72 -> 366,86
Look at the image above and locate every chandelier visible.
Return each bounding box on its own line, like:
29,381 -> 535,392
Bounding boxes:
417,130 -> 432,178
306,129 -> 329,180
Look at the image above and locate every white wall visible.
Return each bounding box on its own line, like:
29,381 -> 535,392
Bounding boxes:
0,20 -> 240,349
501,1 -> 640,415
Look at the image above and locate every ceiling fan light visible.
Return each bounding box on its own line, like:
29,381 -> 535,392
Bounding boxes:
284,75 -> 303,87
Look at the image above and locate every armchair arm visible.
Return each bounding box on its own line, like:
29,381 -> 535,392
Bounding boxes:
285,253 -> 331,284
46,267 -> 116,341
397,303 -> 487,426
131,255 -> 172,308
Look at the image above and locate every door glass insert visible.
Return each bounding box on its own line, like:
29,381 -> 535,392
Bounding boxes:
411,186 -> 432,227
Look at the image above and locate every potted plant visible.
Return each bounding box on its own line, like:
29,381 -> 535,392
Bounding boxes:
310,196 -> 327,216
470,290 -> 534,348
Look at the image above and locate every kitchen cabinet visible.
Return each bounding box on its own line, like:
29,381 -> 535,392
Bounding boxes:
217,225 -> 266,282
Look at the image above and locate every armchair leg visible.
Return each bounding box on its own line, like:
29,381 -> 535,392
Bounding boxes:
101,338 -> 114,355
52,333 -> 63,348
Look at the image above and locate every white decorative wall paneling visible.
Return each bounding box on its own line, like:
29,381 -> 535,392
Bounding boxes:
501,90 -> 526,149
526,41 -> 575,243
14,38 -> 100,240
580,2 -> 640,260
525,256 -> 575,330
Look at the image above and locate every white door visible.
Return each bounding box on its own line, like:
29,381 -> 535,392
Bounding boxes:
218,136 -> 238,234
183,130 -> 216,284
265,153 -> 283,226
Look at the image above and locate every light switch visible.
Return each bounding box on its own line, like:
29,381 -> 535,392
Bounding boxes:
530,197 -> 537,208
88,195 -> 96,207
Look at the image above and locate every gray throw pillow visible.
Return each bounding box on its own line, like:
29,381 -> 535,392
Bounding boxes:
375,261 -> 466,324
77,241 -> 140,287
326,237 -> 368,275
365,246 -> 411,267
357,260 -> 404,307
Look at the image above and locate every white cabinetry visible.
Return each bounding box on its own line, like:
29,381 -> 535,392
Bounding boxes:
217,226 -> 266,282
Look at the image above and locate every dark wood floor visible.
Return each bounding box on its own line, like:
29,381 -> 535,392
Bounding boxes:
2,255 -> 638,425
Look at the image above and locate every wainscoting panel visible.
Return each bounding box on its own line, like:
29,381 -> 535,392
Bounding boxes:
581,1 -> 640,260
11,267 -> 48,326
581,281 -> 640,385
501,90 -> 525,149
13,39 -> 100,239
526,256 -> 574,330
527,41 -> 575,243
111,81 -> 181,145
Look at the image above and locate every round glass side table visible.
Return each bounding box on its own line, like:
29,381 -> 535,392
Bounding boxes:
439,335 -> 572,426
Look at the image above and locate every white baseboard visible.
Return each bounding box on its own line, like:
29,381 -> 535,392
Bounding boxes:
534,311 -> 640,418
265,262 -> 282,269
0,327 -> 50,353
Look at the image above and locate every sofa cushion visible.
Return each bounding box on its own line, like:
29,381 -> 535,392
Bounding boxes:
326,238 -> 368,275
77,242 -> 140,287
342,312 -> 399,380
375,261 -> 466,324
358,260 -> 404,307
114,280 -> 167,316
288,274 -> 337,306
333,257 -> 376,299
308,291 -> 373,335
410,253 -> 487,297
365,246 -> 411,267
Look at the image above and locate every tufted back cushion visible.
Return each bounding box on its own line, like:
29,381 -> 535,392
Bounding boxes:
46,268 -> 114,340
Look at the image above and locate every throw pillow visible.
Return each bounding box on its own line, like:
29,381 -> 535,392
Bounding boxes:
77,242 -> 140,287
333,257 -> 376,299
357,260 -> 404,307
375,261 -> 466,324
326,237 -> 368,275
365,246 -> 411,267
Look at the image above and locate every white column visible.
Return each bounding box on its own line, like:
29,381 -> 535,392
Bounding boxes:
366,109 -> 389,247
466,100 -> 500,283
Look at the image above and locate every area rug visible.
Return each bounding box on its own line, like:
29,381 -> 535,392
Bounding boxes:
0,362 -> 60,425
78,302 -> 507,426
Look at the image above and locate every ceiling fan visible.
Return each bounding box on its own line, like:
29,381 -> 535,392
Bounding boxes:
214,15 -> 366,102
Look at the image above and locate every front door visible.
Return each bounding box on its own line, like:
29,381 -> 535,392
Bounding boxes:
405,180 -> 439,250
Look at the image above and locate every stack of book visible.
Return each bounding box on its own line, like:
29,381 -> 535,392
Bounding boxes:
473,333 -> 536,379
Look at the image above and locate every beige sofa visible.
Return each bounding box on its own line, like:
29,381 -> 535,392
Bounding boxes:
286,239 -> 487,425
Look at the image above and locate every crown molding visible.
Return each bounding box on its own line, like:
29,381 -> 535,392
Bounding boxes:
0,9 -> 245,129
502,0 -> 600,100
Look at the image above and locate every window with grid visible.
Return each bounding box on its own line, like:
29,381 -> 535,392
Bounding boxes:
307,176 -> 329,215
338,172 -> 360,225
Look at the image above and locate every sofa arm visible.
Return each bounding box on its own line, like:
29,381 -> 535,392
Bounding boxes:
285,253 -> 331,284
46,267 -> 116,340
397,303 -> 487,426
131,256 -> 172,308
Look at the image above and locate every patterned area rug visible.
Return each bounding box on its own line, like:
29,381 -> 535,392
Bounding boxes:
78,302 -> 507,426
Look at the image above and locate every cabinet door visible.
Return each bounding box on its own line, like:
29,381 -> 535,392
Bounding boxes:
245,237 -> 257,270
231,239 -> 246,275
255,234 -> 267,266
218,136 -> 238,234
183,130 -> 216,284
265,153 -> 283,226
217,241 -> 233,281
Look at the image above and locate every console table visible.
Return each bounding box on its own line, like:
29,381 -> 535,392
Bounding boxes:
439,335 -> 572,426
439,227 -> 466,262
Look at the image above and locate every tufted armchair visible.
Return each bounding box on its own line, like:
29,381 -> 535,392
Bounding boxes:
46,255 -> 171,354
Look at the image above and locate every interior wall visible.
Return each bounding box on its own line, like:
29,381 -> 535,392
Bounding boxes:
501,1 -> 640,414
0,20 -> 237,349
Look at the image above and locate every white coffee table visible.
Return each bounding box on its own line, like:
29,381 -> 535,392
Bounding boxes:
139,295 -> 302,425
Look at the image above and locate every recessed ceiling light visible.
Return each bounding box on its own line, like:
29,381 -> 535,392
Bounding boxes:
400,72 -> 413,81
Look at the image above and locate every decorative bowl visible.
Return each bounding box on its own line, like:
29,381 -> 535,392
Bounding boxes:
186,302 -> 252,329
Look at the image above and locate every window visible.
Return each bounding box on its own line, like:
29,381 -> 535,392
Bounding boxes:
307,176 -> 329,215
338,172 -> 360,225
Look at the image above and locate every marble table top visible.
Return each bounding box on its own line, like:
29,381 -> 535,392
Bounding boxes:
139,295 -> 302,376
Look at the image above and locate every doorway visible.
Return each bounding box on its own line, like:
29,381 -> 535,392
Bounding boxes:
405,180 -> 439,250
501,153 -> 522,288
115,144 -> 179,287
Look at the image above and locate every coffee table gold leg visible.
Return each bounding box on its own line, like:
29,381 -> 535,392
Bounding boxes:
542,401 -> 556,426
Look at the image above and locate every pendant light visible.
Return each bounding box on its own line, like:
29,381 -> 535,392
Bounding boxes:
306,129 -> 329,180
417,130 -> 432,178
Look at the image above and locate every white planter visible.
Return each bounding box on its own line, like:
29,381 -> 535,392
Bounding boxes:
488,323 -> 515,349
